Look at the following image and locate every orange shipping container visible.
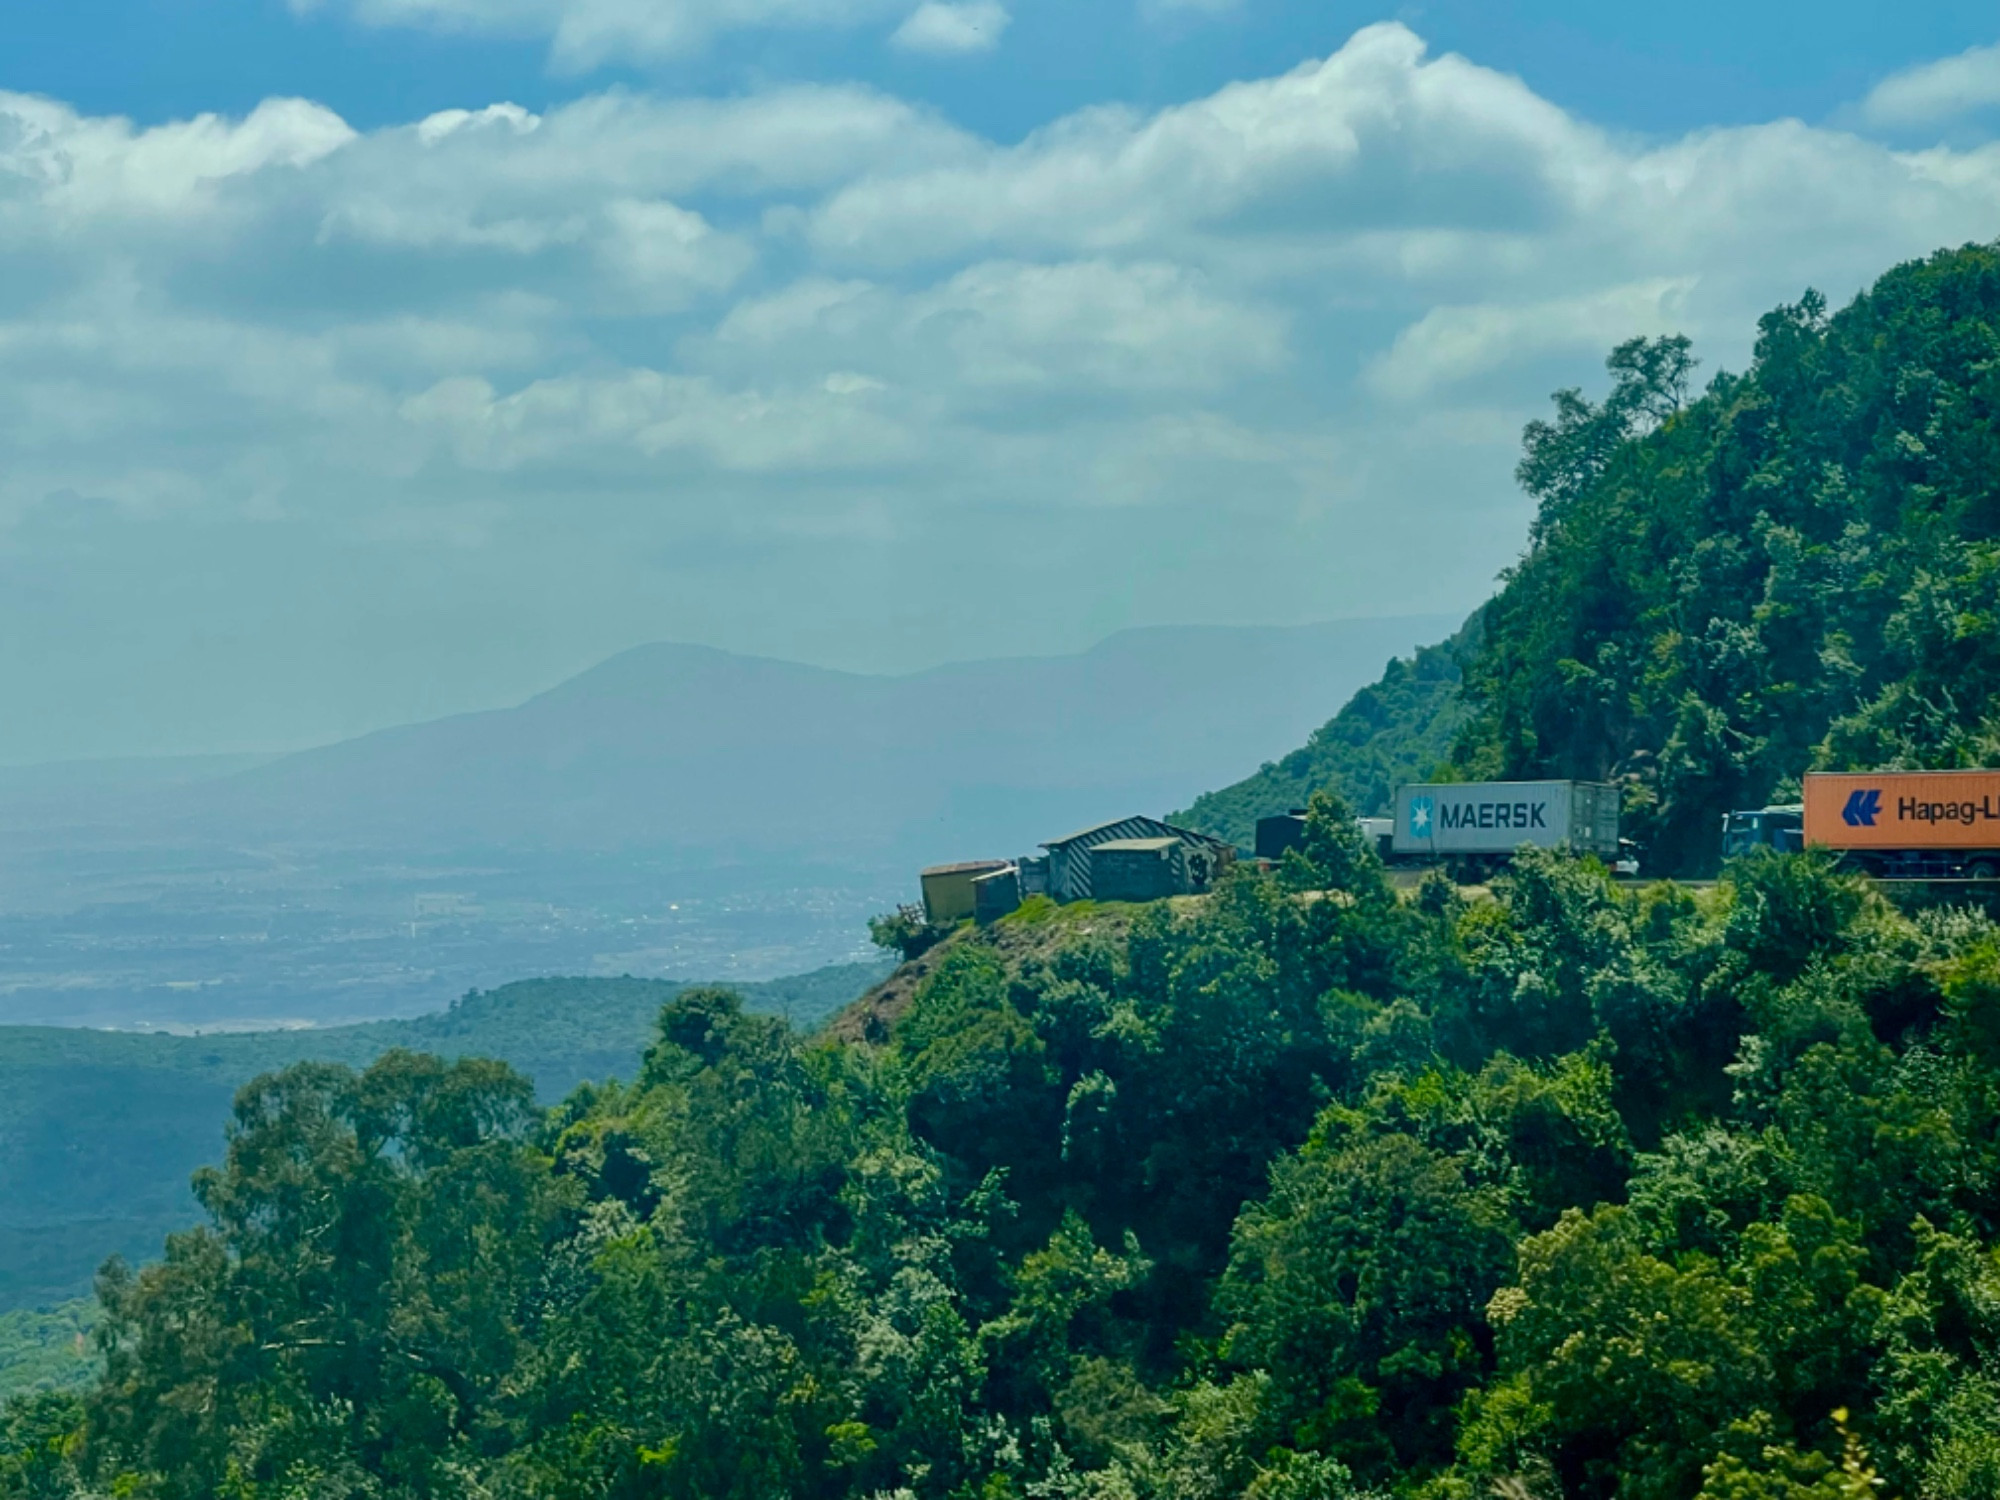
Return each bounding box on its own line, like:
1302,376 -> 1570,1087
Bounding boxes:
1803,770 -> 2000,851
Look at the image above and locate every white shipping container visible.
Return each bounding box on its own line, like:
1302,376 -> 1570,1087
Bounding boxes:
1392,780 -> 1620,858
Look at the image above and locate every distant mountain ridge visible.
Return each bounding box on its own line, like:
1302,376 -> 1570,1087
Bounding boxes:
102,616 -> 1459,866
0,617 -> 1456,1033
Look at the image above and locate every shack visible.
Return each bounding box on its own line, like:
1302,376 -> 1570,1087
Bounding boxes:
972,865 -> 1022,924
921,859 -> 1011,924
1042,816 -> 1236,902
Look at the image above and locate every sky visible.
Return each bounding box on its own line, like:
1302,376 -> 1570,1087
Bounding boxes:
3,1 -> 2000,763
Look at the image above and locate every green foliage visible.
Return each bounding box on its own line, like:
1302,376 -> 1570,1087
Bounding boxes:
1217,1131 -> 1513,1479
0,1305 -> 98,1406
0,1392 -> 84,1500
1278,791 -> 1393,899
873,905 -> 954,962
20,847 -> 2000,1500
1176,618 -> 1480,841
0,964 -> 887,1312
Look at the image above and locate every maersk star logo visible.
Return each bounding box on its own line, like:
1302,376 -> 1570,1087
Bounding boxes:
1410,796 -> 1434,837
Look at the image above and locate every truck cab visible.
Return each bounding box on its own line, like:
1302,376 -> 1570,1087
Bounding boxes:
1721,804 -> 1804,859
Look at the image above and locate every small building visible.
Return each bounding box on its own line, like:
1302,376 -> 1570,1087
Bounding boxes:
972,865 -> 1022,924
1042,816 -> 1237,903
921,860 -> 1011,924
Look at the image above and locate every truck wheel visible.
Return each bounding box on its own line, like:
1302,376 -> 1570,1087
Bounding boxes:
1970,858 -> 2000,881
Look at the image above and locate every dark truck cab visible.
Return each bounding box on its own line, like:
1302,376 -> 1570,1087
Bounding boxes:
1721,805 -> 1804,859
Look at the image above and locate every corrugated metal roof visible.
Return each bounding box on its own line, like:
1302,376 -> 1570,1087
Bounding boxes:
1043,817 -> 1152,849
922,859 -> 1012,877
1044,816 -> 1234,851
1092,837 -> 1179,853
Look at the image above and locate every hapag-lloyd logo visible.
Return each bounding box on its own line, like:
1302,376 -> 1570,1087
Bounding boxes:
1842,786 -> 2000,828
1842,789 -> 1881,827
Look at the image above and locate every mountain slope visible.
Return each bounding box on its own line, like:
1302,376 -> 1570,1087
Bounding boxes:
0,615 -> 1452,1031
1173,612 -> 1481,842
172,617 -> 1454,863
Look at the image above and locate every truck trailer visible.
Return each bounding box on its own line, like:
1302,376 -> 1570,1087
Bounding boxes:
1392,780 -> 1621,864
1801,770 -> 2000,878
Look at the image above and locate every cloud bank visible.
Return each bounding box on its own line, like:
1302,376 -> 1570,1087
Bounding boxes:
4,23 -> 2000,757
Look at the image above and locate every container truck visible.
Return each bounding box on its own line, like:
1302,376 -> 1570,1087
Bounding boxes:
1721,804 -> 1804,859
1801,770 -> 2000,878
1392,780 -> 1621,865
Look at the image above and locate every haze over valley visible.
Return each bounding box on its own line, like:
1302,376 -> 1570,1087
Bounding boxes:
0,614 -> 1448,1029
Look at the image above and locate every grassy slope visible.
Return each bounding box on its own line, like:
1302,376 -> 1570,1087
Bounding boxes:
0,962 -> 888,1315
1172,613 -> 1479,844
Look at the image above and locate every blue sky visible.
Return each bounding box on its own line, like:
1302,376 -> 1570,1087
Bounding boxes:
16,0 -> 2000,137
2,0 -> 1999,762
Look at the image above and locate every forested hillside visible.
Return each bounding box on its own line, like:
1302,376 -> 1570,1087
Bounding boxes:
7,805 -> 1997,1498
1192,243 -> 2000,875
0,964 -> 885,1314
1438,243 -> 2000,870
1175,616 -> 1479,841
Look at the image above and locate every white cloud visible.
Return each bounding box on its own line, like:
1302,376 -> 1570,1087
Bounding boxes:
1862,42 -> 2000,129
706,260 -> 1285,393
806,24 -> 1602,266
397,368 -> 918,472
0,93 -> 354,223
8,22 -> 2000,740
890,1 -> 1009,54
1368,278 -> 1696,399
415,102 -> 541,146
597,199 -> 754,310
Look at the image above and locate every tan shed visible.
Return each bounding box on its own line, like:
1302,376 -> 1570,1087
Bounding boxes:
921,860 -> 1011,924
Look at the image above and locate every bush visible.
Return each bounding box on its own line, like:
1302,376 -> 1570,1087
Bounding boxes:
869,903 -> 951,962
